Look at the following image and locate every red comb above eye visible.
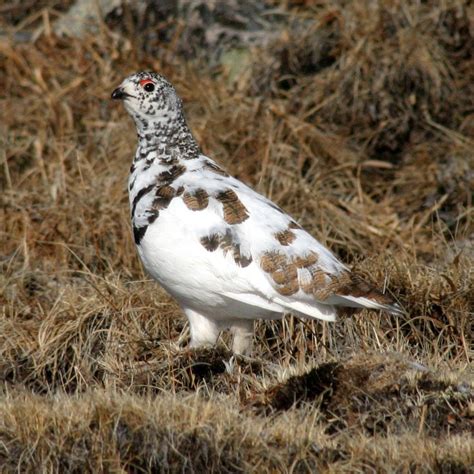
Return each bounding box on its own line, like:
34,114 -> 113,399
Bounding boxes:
139,79 -> 153,86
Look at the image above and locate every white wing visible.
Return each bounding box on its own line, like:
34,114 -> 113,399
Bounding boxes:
165,155 -> 400,321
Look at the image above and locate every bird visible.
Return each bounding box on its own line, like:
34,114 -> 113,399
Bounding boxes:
111,71 -> 401,355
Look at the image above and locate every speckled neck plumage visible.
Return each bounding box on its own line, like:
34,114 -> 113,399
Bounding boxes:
135,112 -> 200,163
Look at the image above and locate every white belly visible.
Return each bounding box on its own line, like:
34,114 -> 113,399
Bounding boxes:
136,202 -> 284,320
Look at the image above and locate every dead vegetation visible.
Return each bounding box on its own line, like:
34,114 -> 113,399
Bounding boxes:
0,0 -> 473,472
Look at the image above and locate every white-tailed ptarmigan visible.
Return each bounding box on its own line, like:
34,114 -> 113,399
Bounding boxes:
112,71 -> 401,355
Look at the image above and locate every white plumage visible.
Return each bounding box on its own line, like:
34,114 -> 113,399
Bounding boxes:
112,71 -> 401,355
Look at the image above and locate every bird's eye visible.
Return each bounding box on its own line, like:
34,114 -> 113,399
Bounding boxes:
140,79 -> 155,92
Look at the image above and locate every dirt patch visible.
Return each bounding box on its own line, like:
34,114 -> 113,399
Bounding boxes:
173,347 -> 229,383
117,347 -> 266,395
259,362 -> 341,412
254,355 -> 473,437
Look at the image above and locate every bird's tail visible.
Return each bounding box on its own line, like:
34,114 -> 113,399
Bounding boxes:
325,271 -> 405,317
328,294 -> 404,316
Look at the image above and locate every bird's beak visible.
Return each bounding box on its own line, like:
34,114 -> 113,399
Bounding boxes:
111,87 -> 126,100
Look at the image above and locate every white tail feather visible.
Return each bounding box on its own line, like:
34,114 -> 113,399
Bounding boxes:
328,295 -> 404,316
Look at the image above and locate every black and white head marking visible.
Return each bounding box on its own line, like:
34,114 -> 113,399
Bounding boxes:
112,71 -> 199,160
112,72 -> 180,121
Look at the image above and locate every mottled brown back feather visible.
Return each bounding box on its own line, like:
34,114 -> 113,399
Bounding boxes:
200,229 -> 252,268
274,229 -> 296,246
183,188 -> 209,210
215,189 -> 249,224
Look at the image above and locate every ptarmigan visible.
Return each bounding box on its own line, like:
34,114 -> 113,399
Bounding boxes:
112,71 -> 401,355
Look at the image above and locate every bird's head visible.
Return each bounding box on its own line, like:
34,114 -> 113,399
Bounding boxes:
111,71 -> 183,127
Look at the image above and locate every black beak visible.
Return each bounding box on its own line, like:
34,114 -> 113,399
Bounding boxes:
111,87 -> 126,100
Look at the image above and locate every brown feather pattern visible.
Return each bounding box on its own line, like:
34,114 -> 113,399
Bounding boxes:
200,229 -> 252,268
183,188 -> 210,210
215,189 -> 249,224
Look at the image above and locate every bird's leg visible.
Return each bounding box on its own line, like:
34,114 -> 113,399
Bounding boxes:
231,319 -> 254,355
184,308 -> 220,349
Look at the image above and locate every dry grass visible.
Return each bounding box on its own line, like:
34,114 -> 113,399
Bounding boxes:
1,1 -> 473,472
